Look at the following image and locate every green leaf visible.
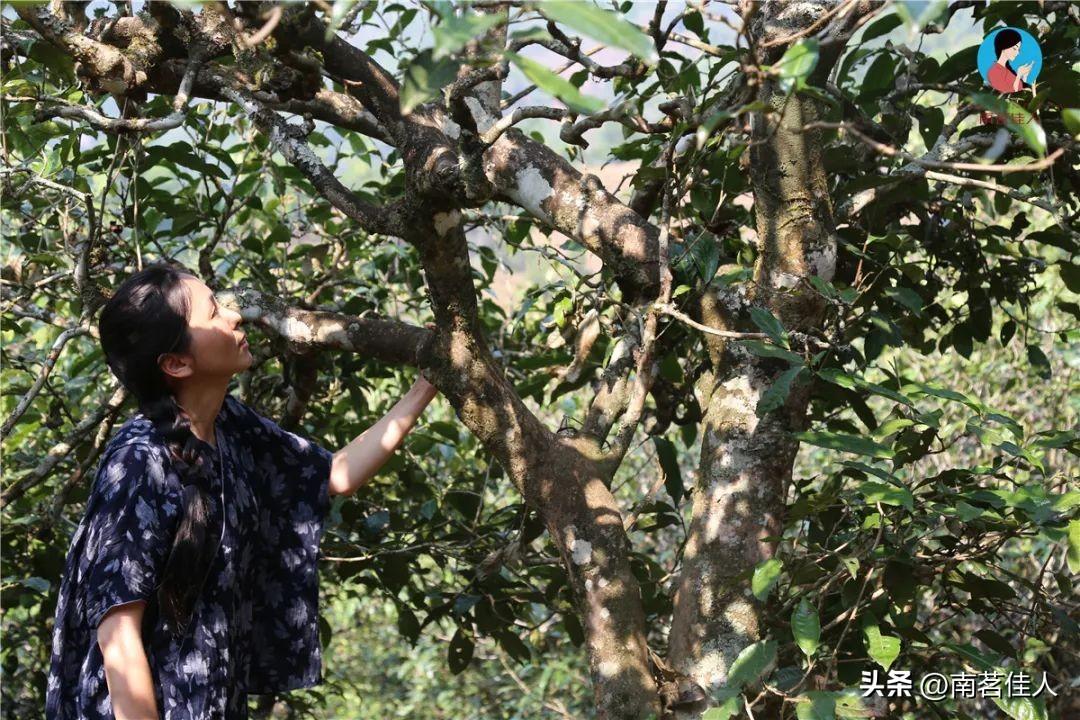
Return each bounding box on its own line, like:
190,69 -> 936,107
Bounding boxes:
860,13 -> 903,42
653,436 -> 684,505
858,481 -> 914,511
1059,261 -> 1080,294
507,52 -> 605,114
773,39 -> 819,93
757,365 -> 805,416
432,10 -> 504,59
894,0 -> 947,29
862,622 -> 901,671
1026,344 -> 1051,380
325,0 -> 361,37
495,629 -> 532,663
795,431 -> 895,459
401,49 -> 460,114
683,231 -> 721,283
969,93 -> 1047,156
907,382 -> 985,413
535,1 -> 658,65
397,606 -> 420,645
1064,108 -> 1080,138
749,306 -> 788,346
834,693 -> 871,719
945,645 -> 1049,720
751,558 -> 783,601
885,285 -> 924,316
860,53 -> 895,98
795,692 -> 836,720
1067,519 -> 1080,574
726,639 -> 777,688
448,627 -> 474,674
428,420 -> 460,443
816,368 -> 914,406
740,340 -> 803,364
791,599 -> 821,657
702,701 -> 740,720
995,693 -> 1049,720
20,576 -> 50,594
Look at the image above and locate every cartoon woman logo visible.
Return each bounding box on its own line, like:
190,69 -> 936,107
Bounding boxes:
977,27 -> 1042,95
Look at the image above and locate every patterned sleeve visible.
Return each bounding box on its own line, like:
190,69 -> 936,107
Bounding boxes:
82,442 -> 183,629
243,405 -> 335,692
249,409 -> 334,523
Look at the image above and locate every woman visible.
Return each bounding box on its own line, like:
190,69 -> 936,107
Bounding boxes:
45,261 -> 440,719
987,28 -> 1034,94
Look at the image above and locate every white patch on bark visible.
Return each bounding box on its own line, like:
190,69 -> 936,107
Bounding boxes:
580,211 -> 601,246
284,316 -> 313,342
464,96 -> 497,133
440,114 -> 462,140
719,285 -> 748,314
433,210 -> 461,237
511,166 -> 554,223
716,375 -> 760,434
598,660 -> 620,677
771,270 -> 800,289
571,538 -> 593,565
315,317 -> 351,346
690,640 -> 731,689
559,186 -> 587,212
808,240 -> 837,281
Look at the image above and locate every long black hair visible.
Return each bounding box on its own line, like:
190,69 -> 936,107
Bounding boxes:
993,28 -> 1030,89
97,260 -> 219,633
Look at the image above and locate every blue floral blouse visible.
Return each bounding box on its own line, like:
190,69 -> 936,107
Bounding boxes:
45,391 -> 335,719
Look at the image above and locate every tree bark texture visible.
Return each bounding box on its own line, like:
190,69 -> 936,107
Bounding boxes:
667,1 -> 842,710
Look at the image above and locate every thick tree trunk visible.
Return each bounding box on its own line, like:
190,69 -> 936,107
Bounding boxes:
536,436 -> 660,720
414,214 -> 660,719
667,1 -> 839,709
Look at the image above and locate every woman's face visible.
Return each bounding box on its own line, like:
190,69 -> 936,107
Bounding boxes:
160,274 -> 251,382
1002,41 -> 1021,61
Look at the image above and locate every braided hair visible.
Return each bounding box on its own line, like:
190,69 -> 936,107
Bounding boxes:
97,260 -> 220,633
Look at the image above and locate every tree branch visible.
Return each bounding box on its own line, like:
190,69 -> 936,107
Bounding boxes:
223,287 -> 431,365
34,47 -> 203,133
216,81 -> 406,238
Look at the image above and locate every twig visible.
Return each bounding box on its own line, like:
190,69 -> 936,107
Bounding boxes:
654,302 -> 768,339
804,121 -> 1067,174
32,48 -> 203,134
238,5 -> 282,49
479,105 -> 566,145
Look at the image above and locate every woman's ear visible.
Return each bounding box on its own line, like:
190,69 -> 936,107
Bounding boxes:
158,352 -> 194,380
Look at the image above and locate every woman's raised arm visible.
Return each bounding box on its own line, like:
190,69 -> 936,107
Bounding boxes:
328,375 -> 439,496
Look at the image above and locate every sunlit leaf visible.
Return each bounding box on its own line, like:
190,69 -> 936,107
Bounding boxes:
507,52 -> 604,114
792,599 -> 821,657
534,1 -> 658,65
